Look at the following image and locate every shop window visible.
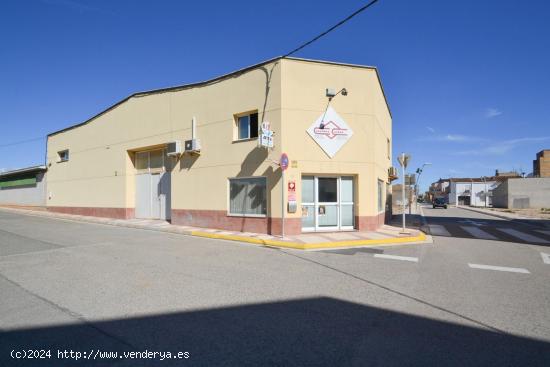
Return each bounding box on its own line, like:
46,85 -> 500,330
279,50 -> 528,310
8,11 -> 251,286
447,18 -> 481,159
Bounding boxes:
378,179 -> 384,212
229,177 -> 266,216
341,177 -> 355,227
58,150 -> 69,162
235,112 -> 258,141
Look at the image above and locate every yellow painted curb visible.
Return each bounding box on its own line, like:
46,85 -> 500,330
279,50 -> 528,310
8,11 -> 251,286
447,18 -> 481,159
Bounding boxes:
191,231 -> 427,250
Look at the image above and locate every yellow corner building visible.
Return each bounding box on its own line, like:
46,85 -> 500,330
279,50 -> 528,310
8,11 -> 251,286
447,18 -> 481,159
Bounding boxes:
46,57 -> 393,235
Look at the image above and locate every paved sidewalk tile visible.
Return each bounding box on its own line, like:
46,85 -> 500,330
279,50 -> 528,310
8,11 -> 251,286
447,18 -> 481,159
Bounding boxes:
322,232 -> 361,241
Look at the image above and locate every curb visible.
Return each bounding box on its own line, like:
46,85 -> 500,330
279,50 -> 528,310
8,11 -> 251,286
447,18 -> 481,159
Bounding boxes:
459,206 -> 550,229
460,206 -> 519,221
0,206 -> 430,251
418,206 -> 433,241
191,230 -> 429,250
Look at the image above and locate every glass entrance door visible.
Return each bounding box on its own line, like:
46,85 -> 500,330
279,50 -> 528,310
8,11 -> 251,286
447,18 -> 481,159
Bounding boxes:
301,176 -> 354,232
317,177 -> 338,230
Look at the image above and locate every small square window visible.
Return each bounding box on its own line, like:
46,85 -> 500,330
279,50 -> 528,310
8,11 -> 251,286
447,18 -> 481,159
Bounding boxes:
58,150 -> 69,162
235,112 -> 258,140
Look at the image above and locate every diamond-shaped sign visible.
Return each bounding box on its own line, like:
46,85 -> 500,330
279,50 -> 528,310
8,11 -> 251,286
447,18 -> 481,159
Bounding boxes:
307,106 -> 353,158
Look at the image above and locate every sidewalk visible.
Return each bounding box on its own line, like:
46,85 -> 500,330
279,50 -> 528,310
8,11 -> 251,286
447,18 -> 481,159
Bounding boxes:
460,206 -> 550,229
0,206 -> 430,250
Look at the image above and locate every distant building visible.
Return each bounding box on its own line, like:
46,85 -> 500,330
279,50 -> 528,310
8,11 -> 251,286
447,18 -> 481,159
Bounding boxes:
448,178 -> 501,207
492,177 -> 550,209
0,165 -> 47,206
429,176 -> 509,207
495,170 -> 521,178
428,178 -> 451,202
533,150 -> 550,177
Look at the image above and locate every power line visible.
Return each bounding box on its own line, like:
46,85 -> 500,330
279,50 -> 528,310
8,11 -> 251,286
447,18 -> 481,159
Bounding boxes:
283,0 -> 381,58
0,136 -> 45,148
1,2 -> 380,150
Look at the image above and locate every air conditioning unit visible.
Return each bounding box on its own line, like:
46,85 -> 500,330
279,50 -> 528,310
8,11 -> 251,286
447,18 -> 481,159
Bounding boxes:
184,139 -> 201,153
166,141 -> 183,157
388,166 -> 398,181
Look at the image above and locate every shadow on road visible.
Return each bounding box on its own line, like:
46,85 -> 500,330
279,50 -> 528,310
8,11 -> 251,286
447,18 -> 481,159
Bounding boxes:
2,297 -> 549,366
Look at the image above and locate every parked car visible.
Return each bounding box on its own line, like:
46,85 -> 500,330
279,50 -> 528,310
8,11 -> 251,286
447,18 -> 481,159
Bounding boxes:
432,198 -> 448,209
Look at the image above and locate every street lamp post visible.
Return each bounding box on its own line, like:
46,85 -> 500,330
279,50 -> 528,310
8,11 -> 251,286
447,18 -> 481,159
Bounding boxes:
415,162 -> 432,211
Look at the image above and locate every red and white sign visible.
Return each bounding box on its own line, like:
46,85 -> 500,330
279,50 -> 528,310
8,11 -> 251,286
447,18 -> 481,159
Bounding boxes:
307,106 -> 353,158
288,181 -> 296,201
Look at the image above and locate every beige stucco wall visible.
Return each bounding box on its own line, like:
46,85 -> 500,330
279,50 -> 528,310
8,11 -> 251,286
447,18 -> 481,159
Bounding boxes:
280,59 -> 392,220
46,57 -> 391,224
47,60 -> 283,212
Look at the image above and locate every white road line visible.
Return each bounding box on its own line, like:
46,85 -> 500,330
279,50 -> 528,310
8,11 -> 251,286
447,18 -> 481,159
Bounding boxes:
541,252 -> 550,265
428,224 -> 451,237
468,263 -> 530,274
496,228 -> 549,244
461,226 -> 498,240
374,254 -> 418,262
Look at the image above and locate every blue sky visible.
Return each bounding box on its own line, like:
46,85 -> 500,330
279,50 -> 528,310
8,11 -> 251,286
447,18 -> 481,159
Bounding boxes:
1,0 -> 549,191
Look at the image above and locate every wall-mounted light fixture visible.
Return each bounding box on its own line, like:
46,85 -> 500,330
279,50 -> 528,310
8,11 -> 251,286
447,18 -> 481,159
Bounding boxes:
321,87 -> 348,127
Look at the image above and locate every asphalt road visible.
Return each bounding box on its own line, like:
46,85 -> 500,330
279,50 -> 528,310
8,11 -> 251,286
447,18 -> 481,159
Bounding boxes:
0,207 -> 549,366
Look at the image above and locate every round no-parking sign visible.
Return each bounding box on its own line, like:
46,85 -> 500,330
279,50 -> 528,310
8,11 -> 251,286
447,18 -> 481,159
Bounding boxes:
280,153 -> 289,171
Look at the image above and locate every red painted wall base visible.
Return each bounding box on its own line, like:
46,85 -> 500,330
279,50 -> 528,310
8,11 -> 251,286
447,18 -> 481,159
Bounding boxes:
47,206 -> 135,219
172,209 -> 386,235
47,206 -> 387,235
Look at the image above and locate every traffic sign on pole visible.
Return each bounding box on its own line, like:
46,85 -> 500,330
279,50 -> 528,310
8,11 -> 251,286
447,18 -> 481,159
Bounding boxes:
280,153 -> 289,171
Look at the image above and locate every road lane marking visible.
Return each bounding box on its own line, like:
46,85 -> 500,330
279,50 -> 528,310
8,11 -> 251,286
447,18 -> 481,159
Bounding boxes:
457,219 -> 485,227
461,226 -> 498,240
496,228 -> 549,244
468,263 -> 530,274
428,224 -> 451,237
541,253 -> 550,265
374,254 -> 418,262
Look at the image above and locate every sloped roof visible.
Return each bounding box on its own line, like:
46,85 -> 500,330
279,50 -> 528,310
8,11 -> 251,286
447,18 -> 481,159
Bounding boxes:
0,165 -> 46,178
47,56 -> 391,137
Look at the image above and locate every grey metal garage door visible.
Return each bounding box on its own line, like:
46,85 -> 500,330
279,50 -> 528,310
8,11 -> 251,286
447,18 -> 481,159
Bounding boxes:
135,150 -> 171,220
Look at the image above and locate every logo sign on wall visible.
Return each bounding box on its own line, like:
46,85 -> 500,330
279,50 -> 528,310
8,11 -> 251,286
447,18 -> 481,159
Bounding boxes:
307,106 -> 353,158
